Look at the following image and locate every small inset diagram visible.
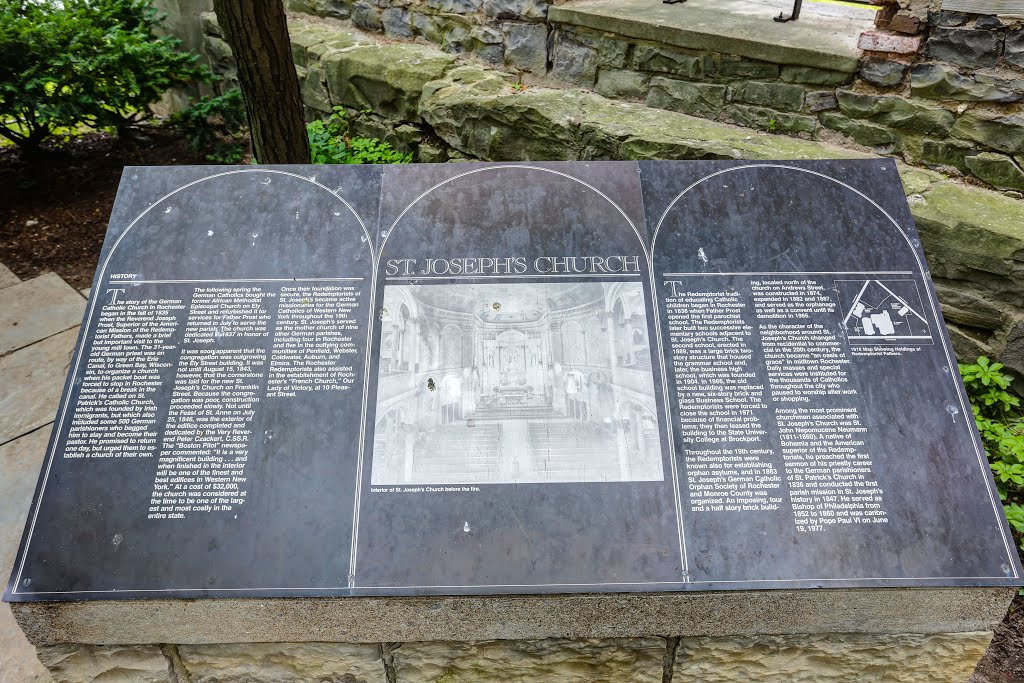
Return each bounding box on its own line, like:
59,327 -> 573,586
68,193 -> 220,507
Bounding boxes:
835,279 -> 932,344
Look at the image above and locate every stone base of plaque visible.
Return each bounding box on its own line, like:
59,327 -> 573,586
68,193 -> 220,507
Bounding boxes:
29,633 -> 995,683
13,587 -> 1014,682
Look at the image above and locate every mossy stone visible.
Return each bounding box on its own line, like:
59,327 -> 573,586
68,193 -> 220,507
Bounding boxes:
725,104 -> 817,136
731,81 -> 805,113
645,77 -> 727,118
820,112 -> 900,150
965,152 -> 1024,191
324,44 -> 455,120
952,113 -> 1024,156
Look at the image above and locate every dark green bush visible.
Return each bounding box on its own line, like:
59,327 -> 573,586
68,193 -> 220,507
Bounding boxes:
0,0 -> 209,152
308,107 -> 412,164
170,89 -> 249,164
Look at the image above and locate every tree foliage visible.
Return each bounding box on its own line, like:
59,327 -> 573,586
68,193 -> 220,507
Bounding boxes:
0,0 -> 208,152
170,89 -> 249,163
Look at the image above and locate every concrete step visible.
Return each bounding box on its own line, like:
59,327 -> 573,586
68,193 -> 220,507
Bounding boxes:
0,273 -> 85,356
0,327 -> 79,445
0,264 -> 19,290
0,427 -> 53,682
549,0 -> 866,73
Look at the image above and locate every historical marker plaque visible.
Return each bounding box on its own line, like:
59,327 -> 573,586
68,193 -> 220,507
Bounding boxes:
5,160 -> 1020,601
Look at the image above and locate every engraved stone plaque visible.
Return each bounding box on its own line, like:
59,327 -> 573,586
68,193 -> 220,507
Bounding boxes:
5,160 -> 1020,602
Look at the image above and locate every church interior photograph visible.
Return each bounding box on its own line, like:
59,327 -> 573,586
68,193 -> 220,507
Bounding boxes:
371,281 -> 665,485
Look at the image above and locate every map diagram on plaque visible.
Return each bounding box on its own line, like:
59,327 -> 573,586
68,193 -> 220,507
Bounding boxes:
835,279 -> 932,344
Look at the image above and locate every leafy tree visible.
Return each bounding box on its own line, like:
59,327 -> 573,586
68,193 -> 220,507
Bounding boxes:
0,0 -> 208,152
81,0 -> 210,133
0,0 -> 87,150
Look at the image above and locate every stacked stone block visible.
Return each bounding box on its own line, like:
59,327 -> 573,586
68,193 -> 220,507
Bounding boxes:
284,0 -> 552,67
862,6 -> 1024,187
266,0 -> 1024,197
549,25 -> 844,138
546,21 -> 1024,197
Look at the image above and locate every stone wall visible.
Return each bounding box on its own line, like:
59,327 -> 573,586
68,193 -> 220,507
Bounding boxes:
862,6 -> 1024,192
33,631 -> 993,682
255,0 -> 1024,196
196,12 -> 1024,385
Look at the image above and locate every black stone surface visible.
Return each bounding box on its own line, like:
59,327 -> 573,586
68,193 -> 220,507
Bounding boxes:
4,160 -> 1021,602
926,27 -> 1001,68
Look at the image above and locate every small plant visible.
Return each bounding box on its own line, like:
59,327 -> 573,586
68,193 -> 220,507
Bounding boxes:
1006,502 -> 1024,537
170,89 -> 248,163
767,117 -> 778,133
960,356 -> 1024,552
511,82 -> 527,93
307,107 -> 412,165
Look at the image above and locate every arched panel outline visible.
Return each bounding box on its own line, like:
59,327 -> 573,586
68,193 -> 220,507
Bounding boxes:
352,163 -> 691,588
13,168 -> 379,595
647,162 -> 1018,579
378,164 -> 650,261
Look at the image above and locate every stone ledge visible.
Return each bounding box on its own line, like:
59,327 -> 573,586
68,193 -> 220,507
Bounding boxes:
0,273 -> 85,356
0,327 -> 81,443
549,0 -> 865,73
0,264 -> 18,289
417,66 -> 872,162
913,180 -> 1024,307
11,587 -> 1015,646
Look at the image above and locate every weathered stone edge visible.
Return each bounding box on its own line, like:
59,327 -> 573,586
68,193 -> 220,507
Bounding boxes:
11,587 -> 1016,646
547,5 -> 861,73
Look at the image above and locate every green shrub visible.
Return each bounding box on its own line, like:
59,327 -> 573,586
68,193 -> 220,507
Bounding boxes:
308,107 -> 412,164
960,357 -> 1024,549
170,89 -> 248,164
85,0 -> 211,133
0,0 -> 209,152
